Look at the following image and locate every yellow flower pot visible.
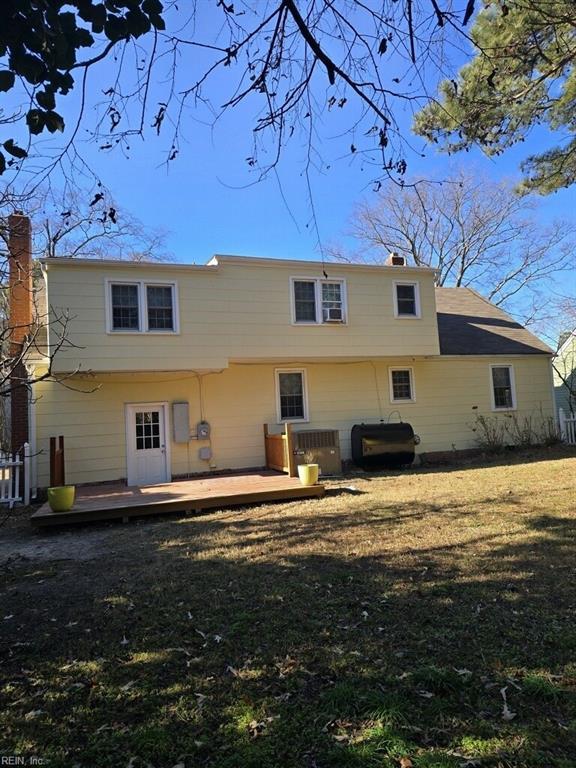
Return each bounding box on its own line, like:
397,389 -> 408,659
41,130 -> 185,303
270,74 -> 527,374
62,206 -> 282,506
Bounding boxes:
297,464 -> 319,486
47,485 -> 76,513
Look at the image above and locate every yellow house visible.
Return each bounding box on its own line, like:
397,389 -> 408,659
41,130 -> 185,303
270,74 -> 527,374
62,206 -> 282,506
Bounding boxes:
31,257 -> 557,488
9,215 -> 555,489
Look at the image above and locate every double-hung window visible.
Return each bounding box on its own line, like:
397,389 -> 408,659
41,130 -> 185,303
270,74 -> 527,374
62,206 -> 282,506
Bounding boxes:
293,280 -> 317,323
490,365 -> 516,410
107,280 -> 178,333
389,367 -> 415,402
394,281 -> 420,318
146,285 -> 175,330
276,369 -> 308,422
110,283 -> 140,331
292,278 -> 346,324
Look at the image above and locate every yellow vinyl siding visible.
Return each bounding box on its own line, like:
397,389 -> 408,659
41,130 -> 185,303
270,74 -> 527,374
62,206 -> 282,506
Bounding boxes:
43,259 -> 440,372
34,356 -> 554,487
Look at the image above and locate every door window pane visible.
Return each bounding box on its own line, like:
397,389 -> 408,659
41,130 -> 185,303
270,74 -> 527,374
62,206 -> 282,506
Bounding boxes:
147,285 -> 174,330
278,372 -> 305,419
111,284 -> 139,330
294,281 -> 317,322
135,411 -> 161,450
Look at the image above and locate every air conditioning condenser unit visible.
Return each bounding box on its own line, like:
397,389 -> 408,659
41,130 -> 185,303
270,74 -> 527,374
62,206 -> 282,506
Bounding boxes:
293,429 -> 341,475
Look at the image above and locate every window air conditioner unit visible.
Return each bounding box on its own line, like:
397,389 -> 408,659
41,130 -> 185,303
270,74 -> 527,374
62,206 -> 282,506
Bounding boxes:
323,307 -> 343,322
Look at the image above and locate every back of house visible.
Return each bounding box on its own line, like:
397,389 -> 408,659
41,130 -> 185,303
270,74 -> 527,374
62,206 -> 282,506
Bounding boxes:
7,214 -> 556,490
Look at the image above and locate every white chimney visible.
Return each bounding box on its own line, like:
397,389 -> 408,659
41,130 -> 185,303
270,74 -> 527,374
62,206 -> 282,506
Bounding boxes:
385,252 -> 406,266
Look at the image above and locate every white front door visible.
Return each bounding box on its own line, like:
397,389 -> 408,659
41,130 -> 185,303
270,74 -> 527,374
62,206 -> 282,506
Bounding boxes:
126,403 -> 170,486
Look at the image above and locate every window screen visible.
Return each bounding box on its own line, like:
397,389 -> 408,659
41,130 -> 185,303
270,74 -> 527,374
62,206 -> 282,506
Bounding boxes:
111,284 -> 139,330
322,282 -> 343,320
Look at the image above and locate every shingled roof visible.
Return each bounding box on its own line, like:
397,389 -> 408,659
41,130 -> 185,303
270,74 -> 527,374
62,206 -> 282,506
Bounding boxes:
435,287 -> 552,356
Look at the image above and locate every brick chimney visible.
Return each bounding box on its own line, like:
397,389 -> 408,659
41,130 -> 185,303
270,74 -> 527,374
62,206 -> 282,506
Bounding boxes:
8,213 -> 33,454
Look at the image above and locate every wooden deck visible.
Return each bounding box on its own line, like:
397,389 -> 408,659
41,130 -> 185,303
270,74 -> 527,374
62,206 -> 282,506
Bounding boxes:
31,471 -> 324,527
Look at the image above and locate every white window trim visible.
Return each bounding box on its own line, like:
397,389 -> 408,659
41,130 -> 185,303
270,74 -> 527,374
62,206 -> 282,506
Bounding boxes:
289,276 -> 348,325
275,368 -> 310,423
489,364 -> 517,411
105,279 -> 180,334
393,280 -> 421,319
388,366 -> 416,403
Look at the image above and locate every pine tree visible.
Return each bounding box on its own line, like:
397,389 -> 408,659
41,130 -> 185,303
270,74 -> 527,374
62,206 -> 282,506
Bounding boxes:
414,1 -> 576,194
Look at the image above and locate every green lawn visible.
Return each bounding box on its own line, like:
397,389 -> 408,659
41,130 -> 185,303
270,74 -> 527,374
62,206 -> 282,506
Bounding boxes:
1,449 -> 576,767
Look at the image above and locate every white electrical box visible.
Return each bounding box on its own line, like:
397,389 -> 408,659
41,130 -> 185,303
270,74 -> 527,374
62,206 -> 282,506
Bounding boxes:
172,402 -> 190,443
199,446 -> 212,460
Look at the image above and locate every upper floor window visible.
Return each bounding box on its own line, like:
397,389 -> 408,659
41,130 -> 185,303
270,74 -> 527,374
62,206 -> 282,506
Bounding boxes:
291,278 -> 346,324
147,285 -> 175,330
111,283 -> 139,331
107,280 -> 178,333
394,281 -> 420,318
294,280 -> 317,322
490,365 -> 516,410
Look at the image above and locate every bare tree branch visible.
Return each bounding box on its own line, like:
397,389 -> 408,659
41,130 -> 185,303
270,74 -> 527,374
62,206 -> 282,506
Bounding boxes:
327,167 -> 575,324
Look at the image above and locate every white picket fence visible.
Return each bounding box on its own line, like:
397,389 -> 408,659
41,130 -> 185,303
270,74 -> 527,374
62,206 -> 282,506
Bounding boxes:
0,442 -> 30,508
559,408 -> 576,446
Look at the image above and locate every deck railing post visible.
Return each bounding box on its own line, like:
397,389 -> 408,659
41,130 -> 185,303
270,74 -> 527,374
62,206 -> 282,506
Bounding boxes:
50,435 -> 65,487
285,422 -> 297,477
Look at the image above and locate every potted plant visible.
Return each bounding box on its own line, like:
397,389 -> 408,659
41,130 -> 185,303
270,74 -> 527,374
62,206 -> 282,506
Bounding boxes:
297,451 -> 319,486
47,485 -> 76,513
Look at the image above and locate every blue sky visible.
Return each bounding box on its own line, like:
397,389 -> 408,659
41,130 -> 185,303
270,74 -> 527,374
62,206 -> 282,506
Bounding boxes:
4,3 -> 576,271
67,70 -> 575,266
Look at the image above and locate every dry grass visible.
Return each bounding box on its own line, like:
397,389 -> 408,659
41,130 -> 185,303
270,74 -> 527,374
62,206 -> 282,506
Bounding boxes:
1,448 -> 576,767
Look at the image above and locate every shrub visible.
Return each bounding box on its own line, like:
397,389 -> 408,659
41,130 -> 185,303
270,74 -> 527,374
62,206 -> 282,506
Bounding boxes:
470,408 -> 562,453
470,414 -> 510,453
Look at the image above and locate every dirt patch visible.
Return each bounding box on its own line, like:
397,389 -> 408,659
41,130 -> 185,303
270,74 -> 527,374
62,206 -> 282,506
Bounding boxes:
0,527 -> 118,566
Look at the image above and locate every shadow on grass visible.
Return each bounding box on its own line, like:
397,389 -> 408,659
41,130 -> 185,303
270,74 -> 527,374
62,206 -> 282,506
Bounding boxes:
1,499 -> 576,767
351,443 -> 576,482
325,486 -> 368,497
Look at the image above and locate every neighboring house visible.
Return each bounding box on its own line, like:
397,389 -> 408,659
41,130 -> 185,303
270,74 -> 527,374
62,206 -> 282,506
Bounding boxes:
554,330 -> 576,415
7,215 -> 556,489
